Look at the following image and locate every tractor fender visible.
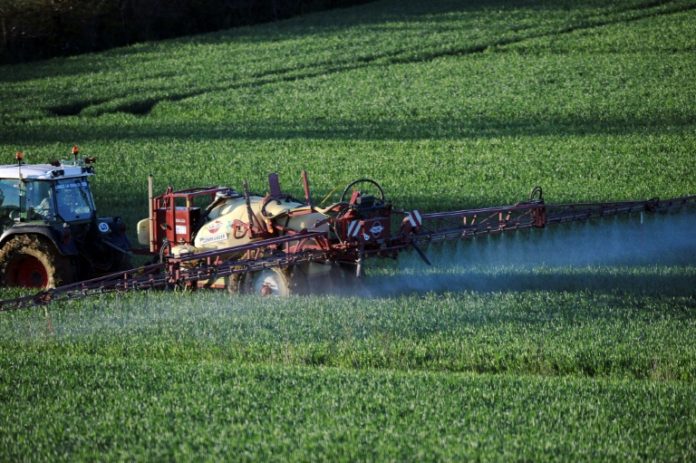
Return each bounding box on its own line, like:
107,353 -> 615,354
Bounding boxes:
0,226 -> 78,256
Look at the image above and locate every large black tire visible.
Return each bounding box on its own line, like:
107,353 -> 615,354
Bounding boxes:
0,235 -> 74,288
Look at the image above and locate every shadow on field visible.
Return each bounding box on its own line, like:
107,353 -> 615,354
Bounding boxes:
2,0 -> 656,83
4,112 -> 695,144
20,0 -> 694,120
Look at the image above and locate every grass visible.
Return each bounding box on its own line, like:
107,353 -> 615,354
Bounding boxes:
2,289 -> 695,379
1,0 -> 695,223
1,288 -> 695,460
1,0 -> 695,460
1,355 -> 694,461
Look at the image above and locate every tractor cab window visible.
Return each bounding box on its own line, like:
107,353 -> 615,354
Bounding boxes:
0,179 -> 21,225
55,178 -> 95,221
25,181 -> 54,220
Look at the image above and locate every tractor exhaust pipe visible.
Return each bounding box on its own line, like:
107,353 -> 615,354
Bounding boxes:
243,180 -> 260,234
302,170 -> 314,211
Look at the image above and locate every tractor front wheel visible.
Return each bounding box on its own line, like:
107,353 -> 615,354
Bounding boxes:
0,235 -> 74,288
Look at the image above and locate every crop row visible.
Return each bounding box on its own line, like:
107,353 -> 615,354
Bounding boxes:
1,353 -> 693,461
2,0 -> 694,117
0,2 -> 693,232
2,287 -> 694,380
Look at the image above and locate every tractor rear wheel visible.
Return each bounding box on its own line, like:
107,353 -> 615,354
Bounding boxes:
0,235 -> 74,288
243,267 -> 292,296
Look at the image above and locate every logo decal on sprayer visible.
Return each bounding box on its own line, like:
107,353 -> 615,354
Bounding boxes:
199,233 -> 228,244
347,220 -> 384,241
369,222 -> 384,236
207,220 -> 223,234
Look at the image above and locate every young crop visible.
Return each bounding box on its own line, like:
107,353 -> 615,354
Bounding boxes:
1,352 -> 694,461
2,286 -> 695,379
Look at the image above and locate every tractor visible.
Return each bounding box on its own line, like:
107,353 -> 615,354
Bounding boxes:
0,148 -> 130,288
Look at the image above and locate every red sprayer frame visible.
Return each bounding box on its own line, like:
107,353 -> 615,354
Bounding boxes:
1,172 -> 694,310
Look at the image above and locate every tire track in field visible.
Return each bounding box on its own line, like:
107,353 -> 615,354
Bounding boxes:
48,0 -> 696,118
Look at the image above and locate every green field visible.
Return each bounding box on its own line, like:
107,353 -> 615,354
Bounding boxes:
1,0 -> 695,460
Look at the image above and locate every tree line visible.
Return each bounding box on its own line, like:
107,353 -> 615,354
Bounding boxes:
0,0 -> 368,64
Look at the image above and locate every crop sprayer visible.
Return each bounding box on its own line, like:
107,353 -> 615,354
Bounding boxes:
1,170 -> 694,310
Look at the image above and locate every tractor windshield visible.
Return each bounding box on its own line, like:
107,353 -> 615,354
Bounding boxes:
25,181 -> 54,220
54,178 -> 95,221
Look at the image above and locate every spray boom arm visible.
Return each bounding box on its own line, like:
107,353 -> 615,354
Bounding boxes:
1,173 -> 694,311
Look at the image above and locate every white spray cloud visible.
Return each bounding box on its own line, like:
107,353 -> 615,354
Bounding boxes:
6,209 -> 695,341
354,209 -> 696,297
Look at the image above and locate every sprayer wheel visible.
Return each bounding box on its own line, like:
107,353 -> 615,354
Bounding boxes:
0,235 -> 74,288
243,267 -> 292,297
